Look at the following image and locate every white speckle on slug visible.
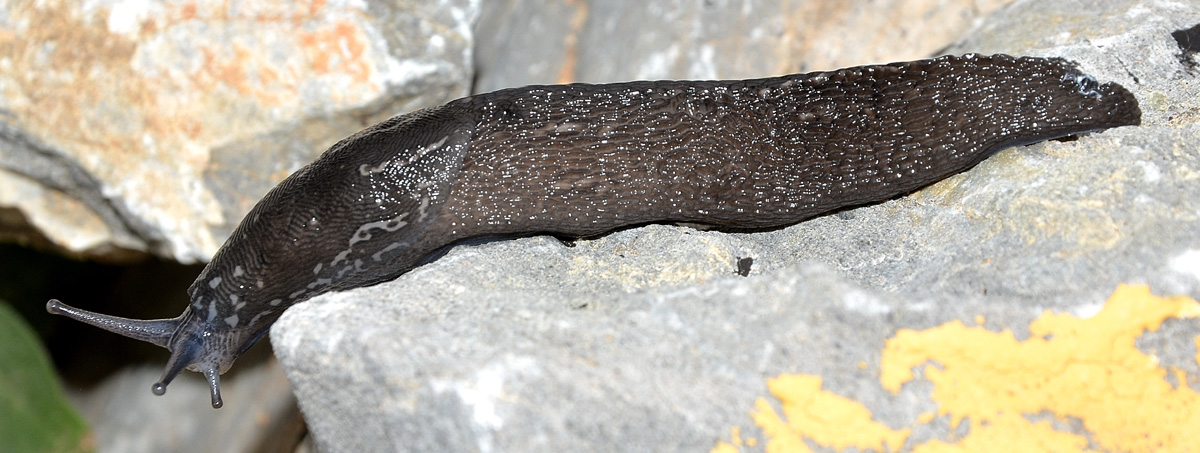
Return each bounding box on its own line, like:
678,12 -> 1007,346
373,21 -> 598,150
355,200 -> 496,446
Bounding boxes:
209,277 -> 222,288
232,266 -> 244,277
224,314 -> 239,328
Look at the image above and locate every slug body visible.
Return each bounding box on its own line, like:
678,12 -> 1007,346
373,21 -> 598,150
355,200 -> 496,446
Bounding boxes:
47,54 -> 1141,408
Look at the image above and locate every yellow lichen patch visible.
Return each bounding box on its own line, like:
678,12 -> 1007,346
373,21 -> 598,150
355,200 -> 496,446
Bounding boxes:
713,441 -> 740,453
718,284 -> 1200,452
713,427 -> 758,453
882,284 -> 1200,451
916,412 -> 935,424
909,412 -> 1094,453
749,374 -> 910,452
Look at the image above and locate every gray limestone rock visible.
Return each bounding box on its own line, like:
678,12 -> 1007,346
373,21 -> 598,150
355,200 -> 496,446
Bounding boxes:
473,0 -> 1011,92
66,357 -> 299,453
273,0 -> 1200,451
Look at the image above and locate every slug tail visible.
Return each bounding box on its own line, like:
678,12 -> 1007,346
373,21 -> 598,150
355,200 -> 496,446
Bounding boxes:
46,299 -> 179,348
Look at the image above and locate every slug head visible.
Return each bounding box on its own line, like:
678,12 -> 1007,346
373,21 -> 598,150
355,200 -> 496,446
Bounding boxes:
959,54 -> 1142,145
40,106 -> 474,409
46,299 -> 267,408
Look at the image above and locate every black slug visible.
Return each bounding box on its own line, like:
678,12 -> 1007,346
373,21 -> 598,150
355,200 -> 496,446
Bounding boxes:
46,54 -> 1140,408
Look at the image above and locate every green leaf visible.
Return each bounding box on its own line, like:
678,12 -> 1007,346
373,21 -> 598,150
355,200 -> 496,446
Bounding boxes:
0,300 -> 92,452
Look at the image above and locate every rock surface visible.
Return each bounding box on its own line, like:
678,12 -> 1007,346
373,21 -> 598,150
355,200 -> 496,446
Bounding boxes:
474,0 -> 1010,92
0,0 -> 479,262
65,357 -> 300,453
272,0 -> 1200,451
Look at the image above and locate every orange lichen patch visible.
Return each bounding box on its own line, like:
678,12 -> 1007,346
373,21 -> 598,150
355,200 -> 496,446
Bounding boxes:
190,43 -> 300,106
0,0 -> 382,163
172,0 -> 327,24
750,374 -> 910,452
305,0 -> 329,20
202,45 -> 249,96
0,0 -> 380,143
718,284 -> 1200,452
0,1 -> 144,156
179,2 -> 198,21
300,20 -> 373,86
556,0 -> 589,84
